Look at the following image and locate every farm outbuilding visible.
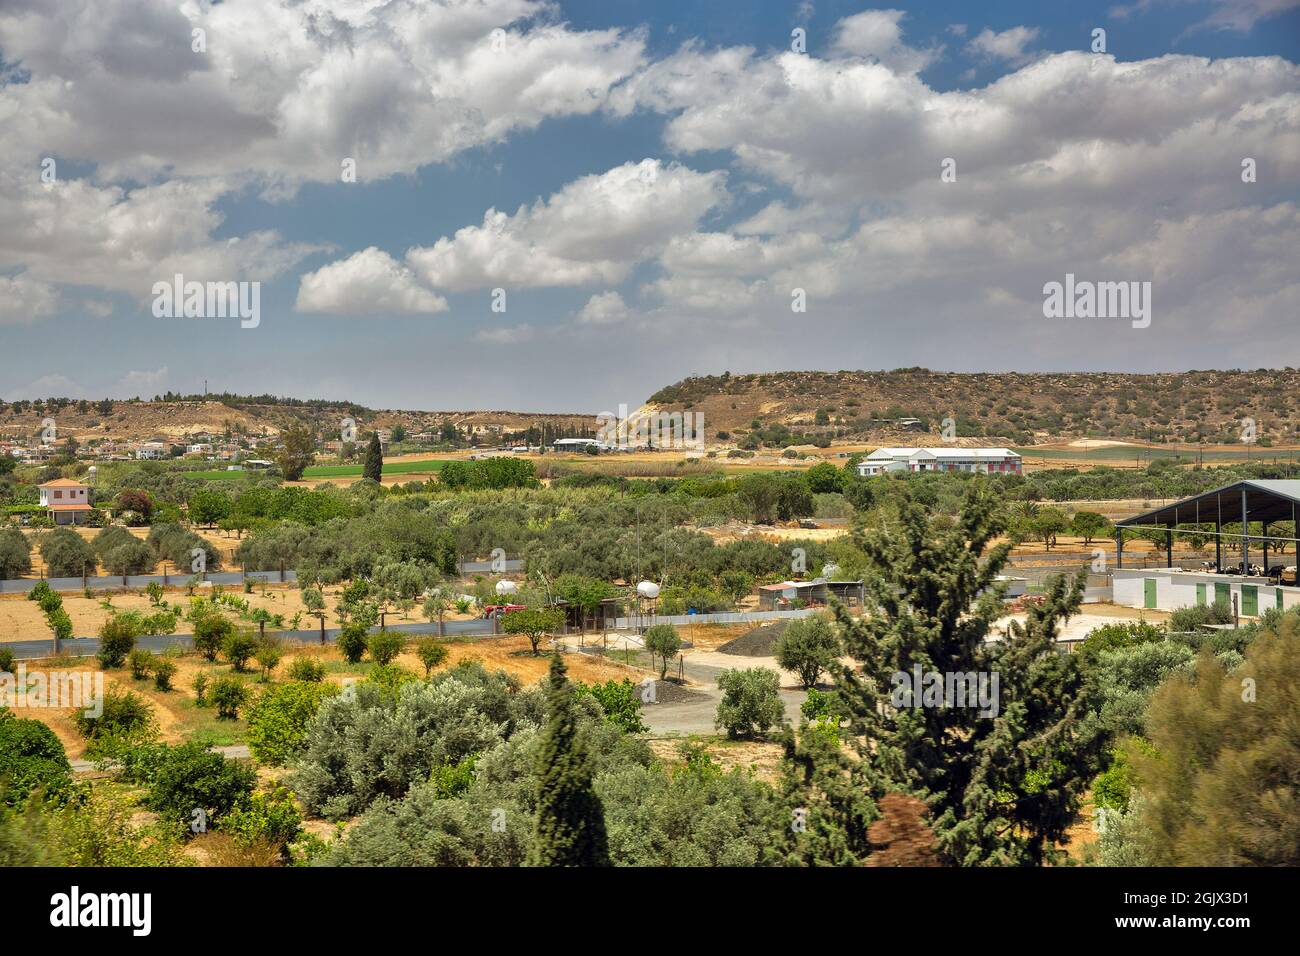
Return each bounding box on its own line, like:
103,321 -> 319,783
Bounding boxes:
1113,479 -> 1300,614
757,578 -> 865,610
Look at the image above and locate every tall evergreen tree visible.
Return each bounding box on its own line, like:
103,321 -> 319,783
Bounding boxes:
794,481 -> 1104,865
528,653 -> 610,866
362,432 -> 383,483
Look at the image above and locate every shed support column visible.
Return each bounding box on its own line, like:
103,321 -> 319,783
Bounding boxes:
1166,524 -> 1173,569
1215,520 -> 1222,572
1242,487 -> 1250,573
1115,529 -> 1123,570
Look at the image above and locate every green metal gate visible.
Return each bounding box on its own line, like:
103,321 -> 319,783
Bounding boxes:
1242,585 -> 1258,617
1196,583 -> 1207,606
1215,582 -> 1231,608
1144,578 -> 1158,609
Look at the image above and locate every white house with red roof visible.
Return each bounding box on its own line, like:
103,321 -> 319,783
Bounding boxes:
38,477 -> 93,525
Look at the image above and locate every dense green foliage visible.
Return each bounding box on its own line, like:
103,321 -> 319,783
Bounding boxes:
247,681 -> 339,766
798,482 -> 1105,866
714,668 -> 784,739
38,528 -> 96,577
1112,618 -> 1300,865
528,654 -> 610,866
773,614 -> 841,688
0,709 -> 72,807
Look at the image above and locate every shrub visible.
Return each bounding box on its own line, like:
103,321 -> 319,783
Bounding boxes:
500,606 -> 565,656
191,612 -> 234,662
574,679 -> 648,734
114,490 -> 155,524
128,649 -> 155,680
643,623 -> 682,680
141,742 -> 256,832
367,630 -> 404,666
43,785 -> 189,867
286,656 -> 326,682
1128,623 -> 1300,864
1078,620 -> 1167,667
36,587 -> 62,616
1167,601 -> 1234,632
72,688 -> 156,744
192,673 -> 209,706
222,631 -> 258,672
145,581 -> 164,605
152,659 -> 177,692
26,580 -> 53,605
801,687 -> 838,721
141,609 -> 178,636
103,540 -> 155,577
365,663 -> 417,697
45,608 -> 73,643
773,614 -> 840,689
292,666 -> 538,819
38,528 -> 97,578
97,613 -> 142,668
0,648 -> 13,674
246,682 -> 338,766
714,667 -> 784,738
1087,639 -> 1196,738
415,638 -> 449,677
254,640 -> 284,681
221,786 -> 302,850
0,709 -> 73,807
336,621 -> 369,664
0,528 -> 32,580
210,677 -> 250,720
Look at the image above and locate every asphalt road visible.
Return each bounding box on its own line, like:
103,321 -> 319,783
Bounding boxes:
5,616 -> 499,660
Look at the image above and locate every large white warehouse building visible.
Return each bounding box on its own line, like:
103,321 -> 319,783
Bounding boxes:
856,447 -> 1022,476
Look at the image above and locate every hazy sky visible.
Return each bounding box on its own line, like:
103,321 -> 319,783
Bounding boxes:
1,0 -> 1297,412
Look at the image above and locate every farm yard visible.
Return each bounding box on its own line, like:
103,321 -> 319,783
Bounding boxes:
2,359 -> 1298,880
2,428 -> 1295,873
4,0 -> 1296,934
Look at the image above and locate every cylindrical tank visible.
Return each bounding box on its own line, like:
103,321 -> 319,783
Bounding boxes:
636,581 -> 660,599
495,579 -> 518,596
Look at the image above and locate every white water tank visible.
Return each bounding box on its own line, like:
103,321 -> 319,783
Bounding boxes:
636,581 -> 660,599
495,579 -> 518,596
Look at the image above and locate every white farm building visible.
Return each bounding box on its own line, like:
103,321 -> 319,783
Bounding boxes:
856,447 -> 1022,477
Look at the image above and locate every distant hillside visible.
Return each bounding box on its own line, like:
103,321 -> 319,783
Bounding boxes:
646,369 -> 1300,447
0,394 -> 593,445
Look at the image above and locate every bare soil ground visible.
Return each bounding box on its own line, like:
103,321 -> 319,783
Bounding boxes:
0,581 -> 480,643
646,737 -> 785,783
7,635 -> 640,760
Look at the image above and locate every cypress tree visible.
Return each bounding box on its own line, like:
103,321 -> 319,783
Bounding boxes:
798,481 -> 1103,865
362,432 -> 383,483
528,653 -> 610,866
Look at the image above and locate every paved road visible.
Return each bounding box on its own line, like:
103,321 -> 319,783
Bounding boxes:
558,637 -> 808,735
0,559 -> 522,597
5,617 -> 499,660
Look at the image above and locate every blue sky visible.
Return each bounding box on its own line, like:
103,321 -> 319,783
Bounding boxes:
1,0 -> 1298,412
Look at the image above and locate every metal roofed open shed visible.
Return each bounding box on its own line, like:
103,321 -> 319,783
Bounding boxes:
1115,479 -> 1300,574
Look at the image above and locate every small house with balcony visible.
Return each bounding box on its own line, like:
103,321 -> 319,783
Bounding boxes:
39,477 -> 93,525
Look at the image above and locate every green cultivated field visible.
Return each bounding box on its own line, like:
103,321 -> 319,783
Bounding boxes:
1012,446 -> 1300,465
302,459 -> 451,478
186,459 -> 452,480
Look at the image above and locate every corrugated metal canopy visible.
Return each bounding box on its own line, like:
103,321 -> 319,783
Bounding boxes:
1117,480 -> 1300,527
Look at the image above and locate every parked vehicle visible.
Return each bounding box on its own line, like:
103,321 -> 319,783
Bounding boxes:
482,604 -> 526,619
